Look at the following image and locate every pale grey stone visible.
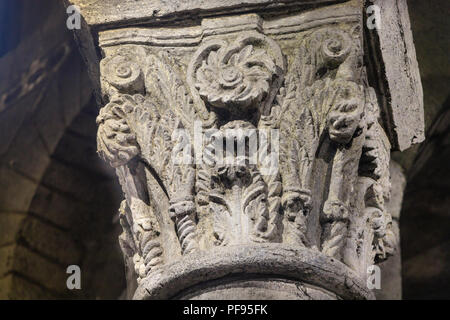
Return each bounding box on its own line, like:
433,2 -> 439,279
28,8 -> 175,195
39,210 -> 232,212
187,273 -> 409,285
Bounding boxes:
64,0 -> 348,27
64,0 -> 424,300
367,0 -> 425,151
133,244 -> 373,300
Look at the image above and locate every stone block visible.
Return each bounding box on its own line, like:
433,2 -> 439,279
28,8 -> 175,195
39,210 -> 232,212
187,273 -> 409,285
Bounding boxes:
0,213 -> 27,246
0,87 -> 46,156
19,216 -> 82,266
387,160 -> 406,220
0,245 -> 15,278
375,221 -> 402,300
1,117 -> 51,181
65,0 -> 348,26
7,244 -> 70,294
369,0 -> 425,151
28,185 -> 93,231
0,165 -> 37,212
40,160 -> 102,203
58,52 -> 83,127
32,78 -> 66,155
0,274 -> 57,300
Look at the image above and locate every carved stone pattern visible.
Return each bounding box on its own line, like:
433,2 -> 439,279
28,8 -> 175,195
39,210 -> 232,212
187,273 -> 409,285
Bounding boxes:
95,18 -> 396,297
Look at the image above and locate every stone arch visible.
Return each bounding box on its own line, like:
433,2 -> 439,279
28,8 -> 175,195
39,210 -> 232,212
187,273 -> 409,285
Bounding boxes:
0,1 -> 125,299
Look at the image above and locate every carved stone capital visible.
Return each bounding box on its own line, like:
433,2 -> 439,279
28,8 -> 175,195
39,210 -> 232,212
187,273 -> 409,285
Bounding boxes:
65,0 -> 424,300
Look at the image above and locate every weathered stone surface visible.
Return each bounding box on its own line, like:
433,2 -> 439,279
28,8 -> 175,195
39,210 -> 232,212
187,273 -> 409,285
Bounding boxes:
181,279 -> 338,300
367,0 -> 425,151
375,220 -> 401,300
65,0 -> 348,27
0,245 -> 15,278
0,213 -> 26,247
19,217 -> 82,266
64,0 -> 424,300
0,30 -> 71,114
373,160 -> 405,299
387,160 -> 406,220
0,244 -> 70,295
32,80 -> 66,155
1,118 -> 51,181
0,166 -> 37,212
0,274 -> 57,300
0,85 -> 47,156
0,2 -> 128,300
134,244 -> 373,300
41,160 -> 111,204
29,185 -> 93,230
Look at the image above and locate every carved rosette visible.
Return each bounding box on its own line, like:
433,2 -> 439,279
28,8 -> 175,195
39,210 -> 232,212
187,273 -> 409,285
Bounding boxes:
95,12 -> 398,300
194,40 -> 276,109
188,33 -> 285,116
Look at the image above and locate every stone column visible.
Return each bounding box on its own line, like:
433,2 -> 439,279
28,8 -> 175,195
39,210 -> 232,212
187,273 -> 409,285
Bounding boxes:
64,0 -> 424,300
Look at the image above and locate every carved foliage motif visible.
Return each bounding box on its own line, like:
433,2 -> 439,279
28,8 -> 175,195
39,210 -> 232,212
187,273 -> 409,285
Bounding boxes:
96,22 -> 396,283
98,49 -> 200,277
96,95 -> 139,168
203,120 -> 277,246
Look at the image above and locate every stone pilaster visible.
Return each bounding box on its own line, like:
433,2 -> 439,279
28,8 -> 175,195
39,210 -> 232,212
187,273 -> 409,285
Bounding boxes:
64,0 -> 424,299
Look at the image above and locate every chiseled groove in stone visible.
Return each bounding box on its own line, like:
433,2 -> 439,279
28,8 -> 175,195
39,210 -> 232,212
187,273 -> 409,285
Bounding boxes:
134,244 -> 374,300
173,274 -> 340,300
98,3 -> 359,47
263,1 -> 360,33
99,27 -> 203,48
66,0 -> 348,28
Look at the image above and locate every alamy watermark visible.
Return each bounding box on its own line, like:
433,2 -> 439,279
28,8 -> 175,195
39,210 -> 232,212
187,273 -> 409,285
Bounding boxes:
366,2 -> 382,30
66,5 -> 81,30
367,265 -> 381,290
65,3 -> 382,31
66,265 -> 81,290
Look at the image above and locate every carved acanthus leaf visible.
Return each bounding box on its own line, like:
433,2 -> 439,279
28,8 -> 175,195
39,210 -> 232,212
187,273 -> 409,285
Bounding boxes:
145,52 -> 198,135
